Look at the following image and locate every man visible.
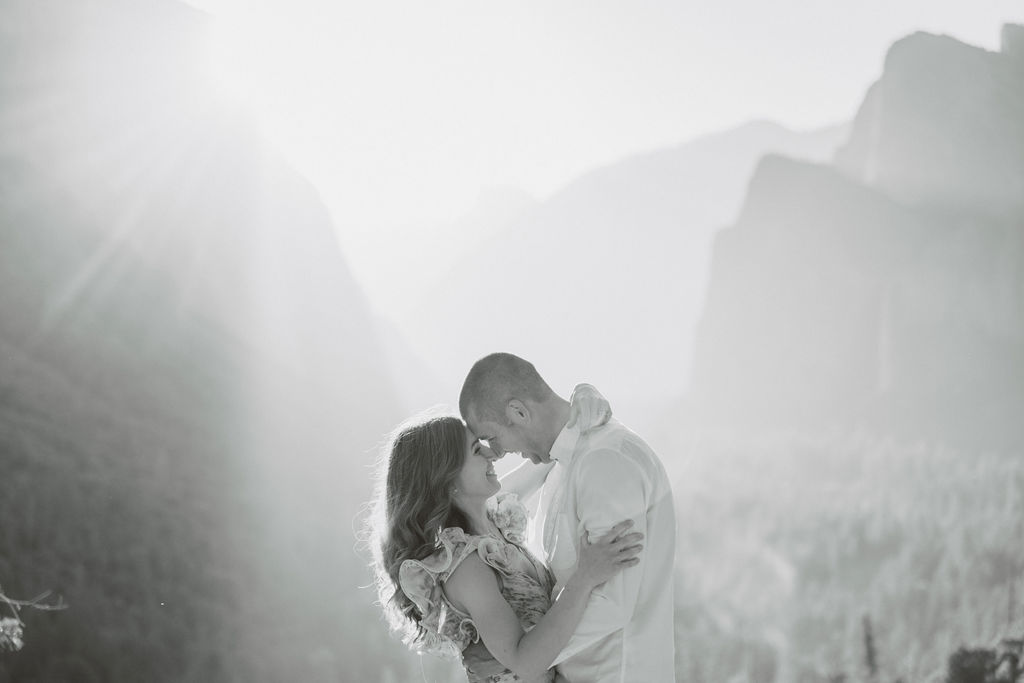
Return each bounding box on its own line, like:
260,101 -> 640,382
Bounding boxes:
460,352 -> 677,682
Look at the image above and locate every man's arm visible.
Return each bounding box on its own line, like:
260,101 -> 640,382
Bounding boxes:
552,448 -> 649,665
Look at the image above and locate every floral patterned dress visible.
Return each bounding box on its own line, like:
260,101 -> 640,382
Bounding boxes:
399,493 -> 557,682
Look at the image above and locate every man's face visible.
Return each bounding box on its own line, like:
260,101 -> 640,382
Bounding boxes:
466,406 -> 549,464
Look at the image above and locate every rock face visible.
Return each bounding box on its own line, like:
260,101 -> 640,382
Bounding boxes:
0,1 -> 405,681
836,29 -> 1024,215
692,26 -> 1024,444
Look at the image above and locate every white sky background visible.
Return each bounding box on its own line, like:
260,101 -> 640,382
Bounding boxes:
189,0 -> 1024,315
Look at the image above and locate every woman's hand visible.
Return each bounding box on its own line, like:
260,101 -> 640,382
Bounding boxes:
573,519 -> 643,589
566,383 -> 612,432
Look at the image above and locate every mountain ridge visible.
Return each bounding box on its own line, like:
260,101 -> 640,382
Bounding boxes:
394,119 -> 850,429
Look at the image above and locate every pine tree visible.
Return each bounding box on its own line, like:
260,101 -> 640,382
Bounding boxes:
863,614 -> 879,683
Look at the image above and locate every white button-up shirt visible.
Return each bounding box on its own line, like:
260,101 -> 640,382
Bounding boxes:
533,408 -> 677,682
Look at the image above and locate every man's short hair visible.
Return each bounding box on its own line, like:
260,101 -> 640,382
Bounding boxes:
459,352 -> 553,424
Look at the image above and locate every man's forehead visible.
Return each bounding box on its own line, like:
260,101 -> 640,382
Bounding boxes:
466,414 -> 499,438
464,404 -> 488,430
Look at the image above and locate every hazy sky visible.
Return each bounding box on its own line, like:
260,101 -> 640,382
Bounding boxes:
187,0 -> 1023,294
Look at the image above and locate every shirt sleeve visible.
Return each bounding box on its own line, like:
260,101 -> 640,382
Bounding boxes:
551,447 -> 649,665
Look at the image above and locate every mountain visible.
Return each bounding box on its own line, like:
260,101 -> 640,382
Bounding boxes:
0,1 -> 423,680
691,25 -> 1024,445
395,120 -> 848,429
835,25 -> 1024,215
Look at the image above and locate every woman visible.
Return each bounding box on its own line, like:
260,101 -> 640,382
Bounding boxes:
368,409 -> 642,682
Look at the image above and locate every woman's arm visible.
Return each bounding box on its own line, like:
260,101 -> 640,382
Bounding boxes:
498,383 -> 610,501
498,460 -> 554,501
442,521 -> 642,680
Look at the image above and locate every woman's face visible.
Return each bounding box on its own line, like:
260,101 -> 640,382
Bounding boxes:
453,427 -> 502,502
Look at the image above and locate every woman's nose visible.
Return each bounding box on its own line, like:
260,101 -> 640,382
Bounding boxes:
486,446 -> 503,461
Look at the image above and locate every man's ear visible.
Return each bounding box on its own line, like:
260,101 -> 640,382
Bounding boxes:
505,399 -> 530,424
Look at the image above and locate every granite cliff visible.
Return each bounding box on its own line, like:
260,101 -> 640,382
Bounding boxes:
691,25 -> 1024,445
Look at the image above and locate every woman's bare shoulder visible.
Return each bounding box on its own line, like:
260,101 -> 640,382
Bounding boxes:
442,551 -> 503,614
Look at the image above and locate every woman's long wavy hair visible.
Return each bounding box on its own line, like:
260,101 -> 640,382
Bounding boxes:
366,413 -> 471,650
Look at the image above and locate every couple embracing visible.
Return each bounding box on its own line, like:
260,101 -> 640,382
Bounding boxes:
369,353 -> 677,682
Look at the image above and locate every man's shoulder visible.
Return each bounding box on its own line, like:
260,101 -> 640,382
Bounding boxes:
580,418 -> 646,452
575,419 -> 666,471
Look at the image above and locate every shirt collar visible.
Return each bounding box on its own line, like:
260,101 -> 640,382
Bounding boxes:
548,422 -> 580,466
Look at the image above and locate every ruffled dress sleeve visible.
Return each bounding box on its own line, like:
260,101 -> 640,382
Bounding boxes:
398,526 -> 514,659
